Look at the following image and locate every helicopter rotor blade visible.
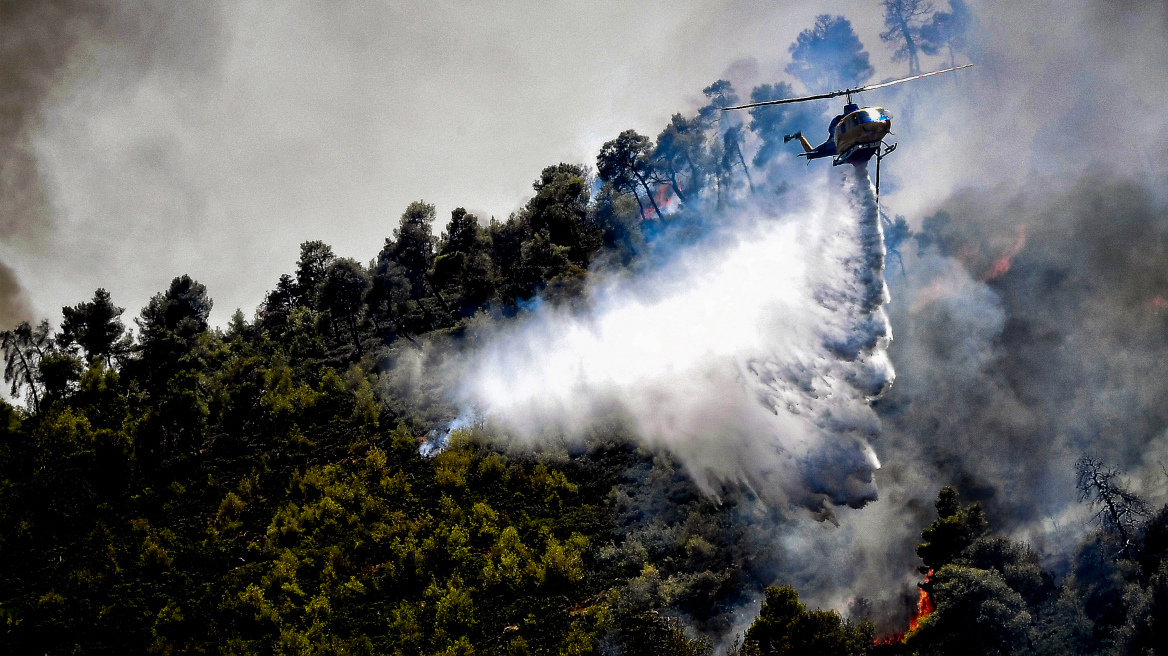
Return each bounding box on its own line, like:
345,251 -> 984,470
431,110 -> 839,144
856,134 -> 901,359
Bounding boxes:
850,63 -> 973,94
719,63 -> 972,112
721,89 -> 843,111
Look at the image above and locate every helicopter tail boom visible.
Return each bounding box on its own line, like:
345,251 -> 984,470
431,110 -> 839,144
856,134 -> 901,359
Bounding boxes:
784,131 -> 815,153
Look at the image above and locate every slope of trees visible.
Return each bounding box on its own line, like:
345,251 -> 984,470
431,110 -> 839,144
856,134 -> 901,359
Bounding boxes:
4,6 -> 1162,654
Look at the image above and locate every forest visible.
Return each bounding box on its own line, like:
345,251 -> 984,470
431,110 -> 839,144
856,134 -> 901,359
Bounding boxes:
3,2 -> 1168,655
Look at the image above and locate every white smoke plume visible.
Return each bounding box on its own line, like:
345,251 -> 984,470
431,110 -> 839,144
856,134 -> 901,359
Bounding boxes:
459,163 -> 893,517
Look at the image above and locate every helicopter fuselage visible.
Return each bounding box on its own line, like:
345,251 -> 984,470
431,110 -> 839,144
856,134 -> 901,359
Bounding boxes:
829,104 -> 891,165
797,104 -> 891,166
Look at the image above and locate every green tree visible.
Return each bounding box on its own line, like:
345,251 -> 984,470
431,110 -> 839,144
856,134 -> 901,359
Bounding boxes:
434,208 -> 495,315
294,240 -> 336,308
366,258 -> 414,341
622,611 -> 711,656
597,130 -> 663,219
654,114 -> 708,200
137,274 -> 213,344
377,202 -> 445,332
259,273 -> 298,334
321,258 -> 371,355
785,15 -> 875,93
487,214 -> 531,305
919,0 -> 972,69
741,585 -> 873,656
905,565 -> 1031,656
698,80 -> 754,197
382,201 -> 439,300
916,486 -> 988,573
880,0 -> 935,75
58,288 -> 127,366
133,275 -> 214,463
522,164 -> 601,266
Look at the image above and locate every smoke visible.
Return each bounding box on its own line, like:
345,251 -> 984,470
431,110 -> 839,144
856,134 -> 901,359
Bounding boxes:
458,163 -> 893,517
0,1 -> 227,325
0,0 -> 110,325
738,0 -> 1168,626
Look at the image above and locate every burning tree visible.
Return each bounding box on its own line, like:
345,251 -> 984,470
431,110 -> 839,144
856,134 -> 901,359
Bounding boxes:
1076,455 -> 1150,559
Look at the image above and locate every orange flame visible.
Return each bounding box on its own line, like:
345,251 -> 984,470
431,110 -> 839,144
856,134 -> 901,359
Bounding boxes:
642,185 -> 676,219
1148,295 -> 1168,313
874,569 -> 935,646
985,228 -> 1027,280
908,570 -> 936,633
655,184 -> 673,208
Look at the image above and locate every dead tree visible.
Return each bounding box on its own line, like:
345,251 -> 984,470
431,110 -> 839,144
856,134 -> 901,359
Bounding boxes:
1076,455 -> 1150,559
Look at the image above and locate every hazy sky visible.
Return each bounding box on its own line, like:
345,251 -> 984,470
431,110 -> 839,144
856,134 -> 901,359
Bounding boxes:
3,0 -> 889,325
4,0 -> 1167,327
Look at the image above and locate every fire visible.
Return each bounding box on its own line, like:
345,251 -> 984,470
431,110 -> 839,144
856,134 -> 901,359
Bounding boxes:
985,228 -> 1027,280
1148,295 -> 1168,312
874,569 -> 935,646
908,569 -> 936,633
642,184 -> 677,219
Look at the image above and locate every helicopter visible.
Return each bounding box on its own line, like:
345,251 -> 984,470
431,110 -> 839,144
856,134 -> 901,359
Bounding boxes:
721,64 -> 972,168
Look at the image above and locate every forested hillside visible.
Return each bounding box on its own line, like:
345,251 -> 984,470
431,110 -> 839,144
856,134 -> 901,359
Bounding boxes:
4,152 -> 1168,656
4,7 -> 1168,655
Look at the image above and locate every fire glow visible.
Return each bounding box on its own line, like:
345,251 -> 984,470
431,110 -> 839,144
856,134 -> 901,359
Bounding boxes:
875,569 -> 935,646
908,569 -> 936,633
985,228 -> 1027,280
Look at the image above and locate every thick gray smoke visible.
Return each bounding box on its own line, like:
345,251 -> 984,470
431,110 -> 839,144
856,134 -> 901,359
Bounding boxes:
768,172 -> 1168,630
744,0 -> 1168,626
460,164 -> 893,517
0,0 -> 105,326
0,0 -> 226,326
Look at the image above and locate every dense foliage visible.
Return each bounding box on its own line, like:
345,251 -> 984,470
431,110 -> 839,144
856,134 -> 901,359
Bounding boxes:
4,5 -> 1165,654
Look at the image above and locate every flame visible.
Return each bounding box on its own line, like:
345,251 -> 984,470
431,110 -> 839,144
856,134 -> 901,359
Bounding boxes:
908,570 -> 936,633
641,185 -> 677,219
874,569 -> 935,646
985,228 -> 1027,280
1148,294 -> 1168,313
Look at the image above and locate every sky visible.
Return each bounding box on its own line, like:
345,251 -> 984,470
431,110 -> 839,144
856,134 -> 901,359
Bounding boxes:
2,1 -> 1166,326
1,0 -> 896,326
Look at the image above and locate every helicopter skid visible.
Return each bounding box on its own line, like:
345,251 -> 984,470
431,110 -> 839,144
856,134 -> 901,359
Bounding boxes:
832,142 -> 880,166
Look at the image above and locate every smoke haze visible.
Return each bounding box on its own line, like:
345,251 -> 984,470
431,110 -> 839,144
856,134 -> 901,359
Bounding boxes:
5,0 -> 1168,630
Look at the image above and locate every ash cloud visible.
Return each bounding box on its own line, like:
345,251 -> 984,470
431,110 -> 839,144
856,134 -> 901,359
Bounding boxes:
779,170 -> 1168,631
882,174 -> 1168,537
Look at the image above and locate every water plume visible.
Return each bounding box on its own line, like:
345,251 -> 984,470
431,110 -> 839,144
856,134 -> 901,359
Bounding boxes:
459,163 -> 893,516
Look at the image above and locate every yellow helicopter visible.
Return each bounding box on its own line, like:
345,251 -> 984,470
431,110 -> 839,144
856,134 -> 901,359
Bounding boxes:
722,64 -> 972,167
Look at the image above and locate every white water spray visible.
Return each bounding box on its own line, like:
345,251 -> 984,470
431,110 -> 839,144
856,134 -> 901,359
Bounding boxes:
459,164 -> 893,514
